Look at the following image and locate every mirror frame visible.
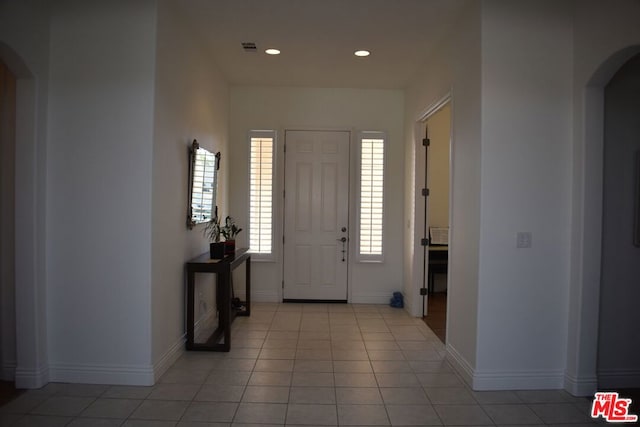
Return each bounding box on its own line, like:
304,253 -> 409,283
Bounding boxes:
187,139 -> 220,229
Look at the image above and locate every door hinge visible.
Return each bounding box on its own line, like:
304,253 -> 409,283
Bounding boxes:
283,189 -> 286,198
422,138 -> 430,147
282,280 -> 284,289
421,238 -> 430,246
284,144 -> 287,153
421,188 -> 429,197
420,288 -> 428,296
282,235 -> 285,244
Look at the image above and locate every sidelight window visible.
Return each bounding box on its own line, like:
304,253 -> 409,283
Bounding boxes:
357,132 -> 385,261
249,130 -> 276,258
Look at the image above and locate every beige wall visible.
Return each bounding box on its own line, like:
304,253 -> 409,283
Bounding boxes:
229,87 -> 405,303
426,104 -> 451,230
46,0 -> 157,383
151,0 -> 230,372
475,0 -> 573,388
404,1 -> 482,376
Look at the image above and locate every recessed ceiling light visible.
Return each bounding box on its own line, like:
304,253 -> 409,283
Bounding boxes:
265,48 -> 281,55
354,50 -> 370,57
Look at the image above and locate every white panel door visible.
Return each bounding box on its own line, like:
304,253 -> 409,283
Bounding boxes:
283,130 -> 350,300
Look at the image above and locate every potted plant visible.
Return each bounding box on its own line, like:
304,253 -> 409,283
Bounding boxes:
221,216 -> 242,255
204,207 -> 225,259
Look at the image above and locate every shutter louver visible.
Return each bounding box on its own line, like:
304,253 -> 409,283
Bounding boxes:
359,138 -> 384,256
249,136 -> 274,254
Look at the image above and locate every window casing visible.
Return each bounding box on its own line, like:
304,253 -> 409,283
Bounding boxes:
248,130 -> 276,260
357,132 -> 386,262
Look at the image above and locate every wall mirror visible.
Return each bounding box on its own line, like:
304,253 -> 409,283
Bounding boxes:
187,140 -> 220,229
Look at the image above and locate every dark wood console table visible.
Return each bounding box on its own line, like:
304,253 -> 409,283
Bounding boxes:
185,248 -> 251,351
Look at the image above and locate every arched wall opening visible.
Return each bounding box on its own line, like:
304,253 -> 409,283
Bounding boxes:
568,44 -> 640,396
0,41 -> 48,388
598,52 -> 640,389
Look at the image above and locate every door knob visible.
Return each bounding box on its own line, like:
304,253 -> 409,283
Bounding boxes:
337,237 -> 347,242
341,227 -> 347,232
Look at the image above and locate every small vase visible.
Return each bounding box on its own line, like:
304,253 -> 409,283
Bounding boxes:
210,242 -> 225,259
224,239 -> 236,255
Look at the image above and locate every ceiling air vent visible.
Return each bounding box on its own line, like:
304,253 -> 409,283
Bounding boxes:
241,42 -> 257,52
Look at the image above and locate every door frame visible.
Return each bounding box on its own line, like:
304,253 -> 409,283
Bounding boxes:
411,93 -> 453,319
281,128 -> 354,302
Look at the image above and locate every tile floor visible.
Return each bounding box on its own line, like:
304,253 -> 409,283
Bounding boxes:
0,303 -> 600,426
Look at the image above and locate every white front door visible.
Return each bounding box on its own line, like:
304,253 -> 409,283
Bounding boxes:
283,130 -> 350,301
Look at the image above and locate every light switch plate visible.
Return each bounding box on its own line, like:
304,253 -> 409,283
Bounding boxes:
516,232 -> 532,248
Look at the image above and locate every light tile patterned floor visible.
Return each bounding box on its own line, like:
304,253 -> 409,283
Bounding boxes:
0,303 -> 598,426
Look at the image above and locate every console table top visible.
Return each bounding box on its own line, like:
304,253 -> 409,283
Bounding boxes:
186,248 -> 249,267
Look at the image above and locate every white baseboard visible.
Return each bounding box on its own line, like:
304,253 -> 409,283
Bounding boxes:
564,372 -> 597,396
446,343 -> 474,388
44,311 -> 214,387
153,335 -> 185,383
598,369 -> 640,389
472,369 -> 565,390
446,344 -> 565,391
351,292 -> 391,305
14,364 -> 49,389
252,290 -> 280,302
1,360 -> 16,381
402,292 -> 414,315
48,362 -> 154,386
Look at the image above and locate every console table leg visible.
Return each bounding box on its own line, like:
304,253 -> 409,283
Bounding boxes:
245,256 -> 251,316
219,269 -> 231,351
186,272 -> 195,349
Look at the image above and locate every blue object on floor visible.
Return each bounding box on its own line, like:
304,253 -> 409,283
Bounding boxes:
389,291 -> 404,308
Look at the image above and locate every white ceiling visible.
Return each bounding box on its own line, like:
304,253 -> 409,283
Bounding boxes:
175,0 -> 469,89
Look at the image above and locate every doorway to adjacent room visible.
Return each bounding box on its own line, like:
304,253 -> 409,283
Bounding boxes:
419,102 -> 451,343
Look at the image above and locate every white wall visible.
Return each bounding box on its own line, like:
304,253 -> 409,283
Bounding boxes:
403,2 -> 481,379
46,0 -> 157,384
0,0 -> 51,388
598,54 -> 640,388
475,0 -> 573,389
566,0 -> 640,396
151,0 -> 229,375
229,87 -> 404,303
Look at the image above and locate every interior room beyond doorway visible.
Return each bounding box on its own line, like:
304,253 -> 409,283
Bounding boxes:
421,103 -> 451,344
